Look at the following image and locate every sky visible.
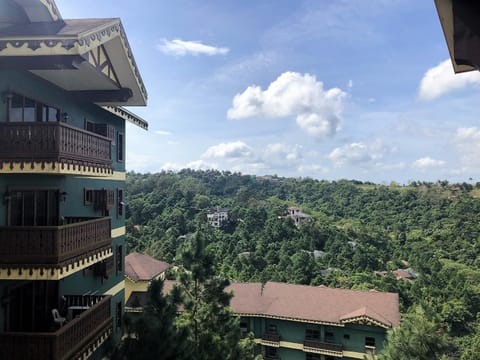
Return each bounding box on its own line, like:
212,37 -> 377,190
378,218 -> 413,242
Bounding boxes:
56,0 -> 480,184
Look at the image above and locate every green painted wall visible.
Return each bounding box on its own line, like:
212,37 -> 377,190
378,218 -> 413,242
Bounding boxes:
241,316 -> 389,359
0,70 -> 126,172
0,68 -> 128,359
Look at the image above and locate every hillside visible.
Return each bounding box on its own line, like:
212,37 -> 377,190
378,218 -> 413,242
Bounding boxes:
125,170 -> 480,355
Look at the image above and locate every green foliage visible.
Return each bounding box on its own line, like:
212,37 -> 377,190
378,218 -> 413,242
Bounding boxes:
380,307 -> 452,360
112,279 -> 186,360
125,170 -> 480,355
175,232 -> 255,360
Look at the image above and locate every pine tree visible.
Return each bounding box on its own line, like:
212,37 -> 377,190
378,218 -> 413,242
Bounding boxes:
176,231 -> 255,360
113,278 -> 187,360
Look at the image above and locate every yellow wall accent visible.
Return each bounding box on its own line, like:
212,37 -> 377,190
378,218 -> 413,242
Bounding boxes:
279,340 -> 303,350
75,171 -> 126,181
105,280 -> 125,297
0,250 -> 113,280
112,226 -> 126,238
253,339 -> 373,359
125,278 -> 149,302
344,350 -> 376,359
0,161 -> 114,177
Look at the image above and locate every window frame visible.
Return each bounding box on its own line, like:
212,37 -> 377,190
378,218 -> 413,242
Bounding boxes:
117,131 -> 124,162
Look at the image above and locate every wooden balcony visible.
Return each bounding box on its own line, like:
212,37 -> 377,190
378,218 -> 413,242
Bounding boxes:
0,295 -> 112,360
0,217 -> 111,267
261,332 -> 281,347
0,122 -> 112,173
303,339 -> 343,356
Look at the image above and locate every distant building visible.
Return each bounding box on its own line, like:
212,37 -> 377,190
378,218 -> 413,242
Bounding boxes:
287,206 -> 312,226
129,281 -> 400,359
207,207 -> 230,228
125,253 -> 170,306
374,268 -> 419,282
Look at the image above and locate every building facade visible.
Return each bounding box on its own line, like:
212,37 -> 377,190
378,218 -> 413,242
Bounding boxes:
0,1 -> 147,359
230,282 -> 399,360
125,270 -> 400,360
207,207 -> 230,228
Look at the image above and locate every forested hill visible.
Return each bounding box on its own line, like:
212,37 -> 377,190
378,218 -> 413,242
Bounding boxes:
125,170 -> 480,352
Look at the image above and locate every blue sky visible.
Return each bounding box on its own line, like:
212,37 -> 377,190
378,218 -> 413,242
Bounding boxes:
57,0 -> 480,184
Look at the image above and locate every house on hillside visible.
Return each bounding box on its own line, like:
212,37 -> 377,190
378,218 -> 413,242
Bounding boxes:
287,206 -> 312,227
125,252 -> 170,303
207,207 -> 230,228
0,1 -> 148,358
129,280 -> 400,360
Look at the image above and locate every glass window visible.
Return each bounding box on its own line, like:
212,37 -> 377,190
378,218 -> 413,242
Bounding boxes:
8,93 -> 60,123
8,190 -> 59,226
365,337 -> 376,347
117,132 -> 124,162
23,97 -> 36,122
305,329 -> 320,340
10,94 -> 23,122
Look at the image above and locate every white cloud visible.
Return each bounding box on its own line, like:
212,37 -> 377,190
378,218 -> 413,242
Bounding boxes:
227,72 -> 347,140
263,143 -> 302,165
185,160 -> 218,170
202,141 -> 254,160
418,59 -> 480,101
158,39 -> 229,56
328,140 -> 390,167
160,162 -> 183,172
155,130 -> 172,136
454,127 -> 480,167
412,157 -> 446,169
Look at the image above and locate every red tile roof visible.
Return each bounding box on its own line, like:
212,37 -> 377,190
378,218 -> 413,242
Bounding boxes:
125,252 -> 170,282
227,282 -> 400,328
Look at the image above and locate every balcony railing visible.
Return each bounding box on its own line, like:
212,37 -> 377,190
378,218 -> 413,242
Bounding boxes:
262,333 -> 281,342
0,122 -> 112,168
0,217 -> 111,266
0,295 -> 112,360
303,339 -> 343,354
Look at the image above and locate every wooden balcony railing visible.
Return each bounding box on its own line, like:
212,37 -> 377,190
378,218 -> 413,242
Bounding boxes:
0,295 -> 112,360
0,217 -> 111,266
262,333 -> 281,342
303,339 -> 343,354
0,122 -> 112,168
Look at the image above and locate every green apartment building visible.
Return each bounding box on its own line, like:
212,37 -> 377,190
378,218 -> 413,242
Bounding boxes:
127,273 -> 400,360
228,282 -> 400,360
0,0 -> 147,358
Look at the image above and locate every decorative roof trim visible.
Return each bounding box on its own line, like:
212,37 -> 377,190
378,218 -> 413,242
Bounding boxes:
340,315 -> 391,329
0,19 -> 147,103
102,105 -> 148,130
235,312 -> 345,328
39,0 -> 62,21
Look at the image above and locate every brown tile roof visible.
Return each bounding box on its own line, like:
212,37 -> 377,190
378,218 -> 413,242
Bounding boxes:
134,280 -> 400,328
226,282 -> 400,328
125,252 -> 170,282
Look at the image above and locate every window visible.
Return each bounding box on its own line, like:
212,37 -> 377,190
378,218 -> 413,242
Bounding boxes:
343,334 -> 350,340
305,329 -> 320,340
365,337 -> 376,347
117,132 -> 124,162
8,93 -> 59,122
84,188 -> 93,205
116,245 -> 123,275
85,120 -> 116,144
116,301 -> 122,328
117,188 -> 124,218
325,331 -> 334,343
265,347 -> 277,358
306,354 -> 321,360
94,189 -> 115,211
240,321 -> 248,337
8,189 -> 59,226
268,324 -> 277,334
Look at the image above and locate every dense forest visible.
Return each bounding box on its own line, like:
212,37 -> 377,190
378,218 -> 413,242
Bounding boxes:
125,169 -> 480,358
